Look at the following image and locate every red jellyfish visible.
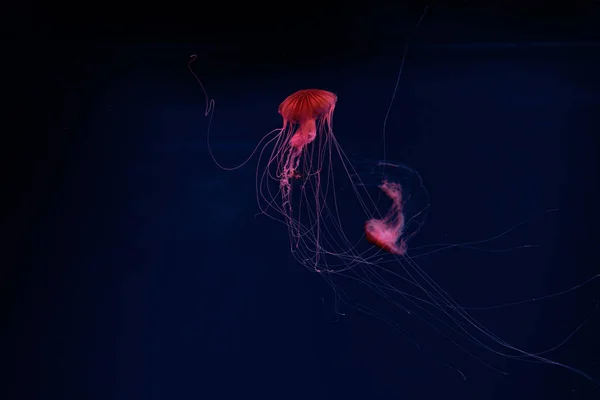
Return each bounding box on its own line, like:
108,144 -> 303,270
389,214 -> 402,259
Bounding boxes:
364,180 -> 408,256
355,161 -> 427,259
276,89 -> 337,197
254,89 -> 340,268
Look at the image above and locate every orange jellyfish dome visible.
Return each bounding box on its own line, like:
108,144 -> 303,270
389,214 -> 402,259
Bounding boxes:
278,89 -> 337,123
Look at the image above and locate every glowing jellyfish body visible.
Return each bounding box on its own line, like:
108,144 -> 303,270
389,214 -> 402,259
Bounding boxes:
365,180 -> 407,256
277,89 -> 336,212
279,89 -> 337,147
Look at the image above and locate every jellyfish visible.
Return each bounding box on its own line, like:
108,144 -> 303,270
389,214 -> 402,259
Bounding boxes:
364,180 -> 407,256
276,89 -> 337,220
238,88 -> 361,272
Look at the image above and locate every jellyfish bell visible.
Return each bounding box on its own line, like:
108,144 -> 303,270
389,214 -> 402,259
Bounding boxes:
278,89 -> 337,122
278,89 -> 337,150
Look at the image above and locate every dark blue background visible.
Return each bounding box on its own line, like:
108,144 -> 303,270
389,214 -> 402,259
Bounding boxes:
6,3 -> 600,399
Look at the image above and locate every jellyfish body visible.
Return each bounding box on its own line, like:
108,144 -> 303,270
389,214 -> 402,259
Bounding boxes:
277,89 -> 337,191
279,89 -> 337,148
365,181 -> 407,255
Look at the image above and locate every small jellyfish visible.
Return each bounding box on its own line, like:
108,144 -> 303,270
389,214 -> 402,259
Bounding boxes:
364,180 -> 407,256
